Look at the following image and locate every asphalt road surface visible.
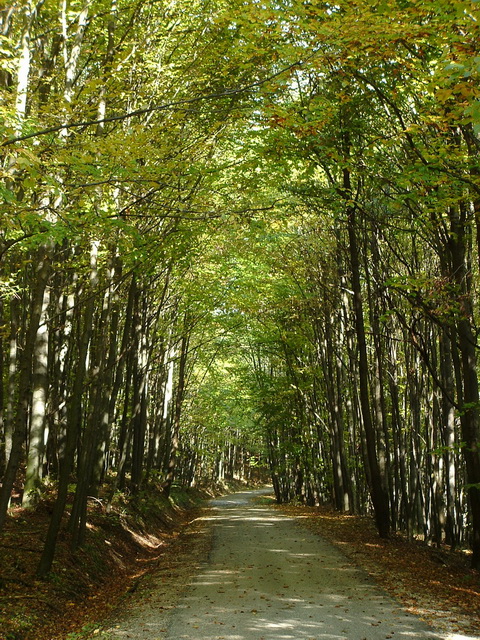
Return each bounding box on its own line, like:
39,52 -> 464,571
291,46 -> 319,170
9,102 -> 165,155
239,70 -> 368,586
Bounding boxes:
164,489 -> 440,640
101,488 -> 447,640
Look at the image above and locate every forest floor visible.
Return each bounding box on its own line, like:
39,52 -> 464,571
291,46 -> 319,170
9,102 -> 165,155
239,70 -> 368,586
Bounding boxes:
277,501 -> 480,639
0,486 -> 479,640
0,482 -> 218,640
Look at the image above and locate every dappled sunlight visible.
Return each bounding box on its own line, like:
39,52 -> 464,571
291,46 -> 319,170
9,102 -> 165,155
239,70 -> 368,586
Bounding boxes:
206,514 -> 289,523
449,583 -> 480,598
163,490 -> 445,640
121,524 -> 165,549
94,490 -> 479,640
169,596 -> 442,640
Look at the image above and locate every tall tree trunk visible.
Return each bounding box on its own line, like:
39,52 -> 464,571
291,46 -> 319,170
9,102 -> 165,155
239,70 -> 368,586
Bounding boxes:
3,298 -> 19,469
146,344 -> 167,478
158,337 -> 176,474
130,287 -> 149,493
365,235 -> 393,527
68,242 -> 105,549
387,334 -> 406,531
37,245 -> 96,576
320,318 -> 351,511
91,253 -> 120,488
22,286 -> 50,507
344,165 -> 390,538
15,0 -> 34,133
163,333 -> 189,498
0,248 -> 51,532
61,0 -> 89,106
0,300 -> 4,475
448,205 -> 480,569
439,329 -> 458,547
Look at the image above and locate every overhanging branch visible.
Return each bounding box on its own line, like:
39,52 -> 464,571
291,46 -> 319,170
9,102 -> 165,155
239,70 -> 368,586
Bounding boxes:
2,53 -> 318,147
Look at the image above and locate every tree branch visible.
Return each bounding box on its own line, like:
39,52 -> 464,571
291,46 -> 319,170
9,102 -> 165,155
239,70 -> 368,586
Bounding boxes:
2,54 -> 318,147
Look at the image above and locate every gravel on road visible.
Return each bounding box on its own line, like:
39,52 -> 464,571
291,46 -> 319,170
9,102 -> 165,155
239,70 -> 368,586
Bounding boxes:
96,489 -> 458,640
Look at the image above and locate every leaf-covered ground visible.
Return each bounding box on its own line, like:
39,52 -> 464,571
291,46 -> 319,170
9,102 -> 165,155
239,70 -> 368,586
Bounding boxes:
277,502 -> 480,639
1,488 -> 479,640
0,486 -> 211,640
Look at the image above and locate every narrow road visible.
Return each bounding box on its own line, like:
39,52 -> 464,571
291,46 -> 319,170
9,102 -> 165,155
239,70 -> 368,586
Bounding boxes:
101,489 -> 444,640
165,489 -> 440,640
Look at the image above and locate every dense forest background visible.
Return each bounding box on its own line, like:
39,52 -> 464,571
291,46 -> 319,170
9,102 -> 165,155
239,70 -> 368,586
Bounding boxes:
1,0 -> 480,575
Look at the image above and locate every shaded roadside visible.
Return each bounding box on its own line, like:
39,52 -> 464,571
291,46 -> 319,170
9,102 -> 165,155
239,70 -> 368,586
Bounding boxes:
277,501 -> 480,640
4,485 -> 478,640
0,485 -> 212,640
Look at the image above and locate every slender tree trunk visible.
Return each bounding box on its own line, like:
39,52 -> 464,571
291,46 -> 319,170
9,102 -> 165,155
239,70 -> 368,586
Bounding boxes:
117,334 -> 136,492
439,329 -> 458,547
37,246 -> 96,577
386,329 -> 406,532
62,0 -> 89,106
320,319 -> 350,511
109,271 -> 134,421
15,0 -> 34,133
22,286 -> 50,507
0,249 -> 51,532
91,254 -> 120,488
48,263 -> 75,478
344,165 -> 390,538
0,300 -> 5,476
158,337 -> 176,473
130,287 -> 149,493
448,205 -> 480,568
163,333 -> 189,498
146,346 -> 167,478
68,242 -> 105,549
365,236 -> 393,527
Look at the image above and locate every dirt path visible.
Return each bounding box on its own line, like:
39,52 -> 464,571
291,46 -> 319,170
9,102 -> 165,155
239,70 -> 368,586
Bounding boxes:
95,488 -> 455,640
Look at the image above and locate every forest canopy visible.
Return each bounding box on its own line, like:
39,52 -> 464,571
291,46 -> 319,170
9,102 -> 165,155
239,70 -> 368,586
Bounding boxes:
1,0 -> 480,573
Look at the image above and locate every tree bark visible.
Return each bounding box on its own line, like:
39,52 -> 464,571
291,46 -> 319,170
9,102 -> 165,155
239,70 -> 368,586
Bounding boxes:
448,204 -> 480,568
37,245 -> 96,576
22,286 -> 50,507
0,248 -> 51,532
0,300 -> 4,475
344,165 -> 390,538
163,332 -> 189,498
130,286 -> 149,493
